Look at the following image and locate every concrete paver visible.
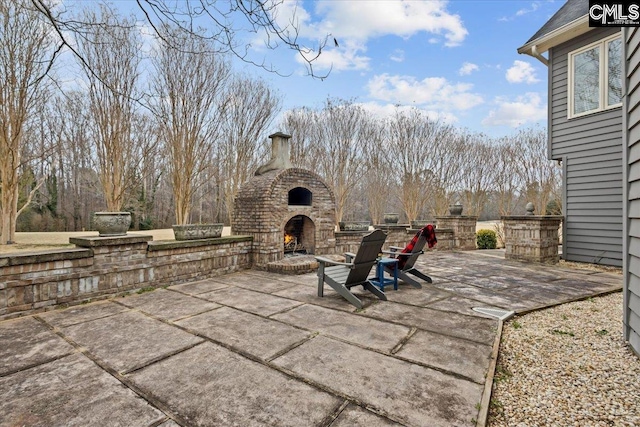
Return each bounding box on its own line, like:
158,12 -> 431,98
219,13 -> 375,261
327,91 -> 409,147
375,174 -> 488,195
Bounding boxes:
331,404 -> 403,426
273,283 -> 380,311
118,288 -> 220,321
394,329 -> 493,383
169,278 -> 228,295
198,286 -> 303,316
0,251 -> 623,427
176,306 -> 311,360
273,335 -> 484,427
431,281 -> 534,311
424,295 -> 502,319
61,311 -> 204,374
37,300 -> 129,327
0,317 -> 74,376
0,353 -> 165,426
272,304 -> 411,352
214,271 -> 300,293
364,301 -> 498,346
382,284 -> 452,307
128,342 -> 341,427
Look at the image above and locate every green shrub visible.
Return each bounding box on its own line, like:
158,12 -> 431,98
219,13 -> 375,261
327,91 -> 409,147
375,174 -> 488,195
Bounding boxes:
476,229 -> 497,249
545,199 -> 562,215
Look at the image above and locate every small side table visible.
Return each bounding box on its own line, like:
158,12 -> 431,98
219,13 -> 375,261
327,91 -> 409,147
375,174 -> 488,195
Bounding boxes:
370,257 -> 399,291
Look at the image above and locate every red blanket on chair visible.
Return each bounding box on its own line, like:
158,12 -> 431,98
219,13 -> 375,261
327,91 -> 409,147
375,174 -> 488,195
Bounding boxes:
397,225 -> 437,269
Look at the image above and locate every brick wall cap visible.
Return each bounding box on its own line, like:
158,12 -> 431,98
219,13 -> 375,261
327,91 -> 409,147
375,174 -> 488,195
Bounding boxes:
147,235 -> 253,251
501,215 -> 564,221
70,235 -> 153,247
434,216 -> 479,220
373,224 -> 411,231
0,248 -> 93,266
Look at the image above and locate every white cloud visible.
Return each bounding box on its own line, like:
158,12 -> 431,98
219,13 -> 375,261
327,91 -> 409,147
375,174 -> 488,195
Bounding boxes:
459,62 -> 479,76
506,60 -> 540,84
366,73 -> 483,111
282,0 -> 467,71
499,1 -> 540,21
390,49 -> 405,63
297,40 -> 370,71
516,2 -> 540,16
482,93 -> 547,127
310,0 -> 467,46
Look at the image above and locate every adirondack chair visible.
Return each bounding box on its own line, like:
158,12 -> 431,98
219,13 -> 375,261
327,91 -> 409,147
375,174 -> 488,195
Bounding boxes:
382,225 -> 437,289
315,229 -> 387,309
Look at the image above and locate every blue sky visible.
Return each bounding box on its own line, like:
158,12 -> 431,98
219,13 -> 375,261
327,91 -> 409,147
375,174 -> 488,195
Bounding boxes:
231,0 -> 563,137
59,0 -> 562,137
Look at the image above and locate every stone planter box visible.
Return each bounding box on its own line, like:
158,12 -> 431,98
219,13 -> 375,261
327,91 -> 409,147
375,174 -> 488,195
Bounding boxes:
338,221 -> 370,231
93,212 -> 131,237
383,213 -> 399,224
449,204 -> 463,216
172,223 -> 223,240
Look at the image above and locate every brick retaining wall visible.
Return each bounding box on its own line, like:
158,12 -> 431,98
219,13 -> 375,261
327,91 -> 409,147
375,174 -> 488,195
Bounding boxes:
0,235 -> 252,320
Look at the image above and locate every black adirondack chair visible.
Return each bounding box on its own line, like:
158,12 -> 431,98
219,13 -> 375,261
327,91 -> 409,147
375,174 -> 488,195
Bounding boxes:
315,229 -> 387,309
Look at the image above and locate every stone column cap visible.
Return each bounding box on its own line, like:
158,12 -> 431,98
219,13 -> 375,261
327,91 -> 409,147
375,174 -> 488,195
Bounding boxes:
434,216 -> 478,220
70,234 -> 153,248
501,215 -> 563,221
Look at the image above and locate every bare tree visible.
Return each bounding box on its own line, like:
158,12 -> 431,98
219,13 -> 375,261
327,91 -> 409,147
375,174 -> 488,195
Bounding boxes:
30,0 -> 330,79
458,132 -> 498,216
219,74 -> 281,223
0,0 -> 54,244
51,92 -> 96,230
493,138 -> 522,216
314,98 -> 370,226
76,6 -> 147,212
512,127 -> 561,215
282,107 -> 322,171
388,108 -> 457,222
128,116 -> 163,228
151,28 -> 231,225
362,121 -> 391,225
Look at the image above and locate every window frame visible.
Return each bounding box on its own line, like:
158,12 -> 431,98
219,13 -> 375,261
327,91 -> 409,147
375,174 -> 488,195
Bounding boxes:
567,33 -> 622,119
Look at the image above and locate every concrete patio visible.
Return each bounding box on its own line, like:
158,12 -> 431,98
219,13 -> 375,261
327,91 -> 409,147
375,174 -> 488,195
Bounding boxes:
0,250 -> 622,427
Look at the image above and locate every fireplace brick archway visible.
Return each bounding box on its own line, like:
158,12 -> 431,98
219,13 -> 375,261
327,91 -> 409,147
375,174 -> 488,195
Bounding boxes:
232,167 -> 336,269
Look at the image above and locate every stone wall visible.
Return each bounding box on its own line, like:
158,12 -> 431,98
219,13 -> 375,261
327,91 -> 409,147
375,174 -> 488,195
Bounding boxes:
0,235 -> 252,321
434,216 -> 478,250
373,225 -> 452,252
334,230 -> 370,254
427,227 -> 454,250
502,216 -> 563,263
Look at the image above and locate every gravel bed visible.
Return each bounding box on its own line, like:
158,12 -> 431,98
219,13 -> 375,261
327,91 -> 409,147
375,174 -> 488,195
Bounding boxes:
488,292 -> 640,427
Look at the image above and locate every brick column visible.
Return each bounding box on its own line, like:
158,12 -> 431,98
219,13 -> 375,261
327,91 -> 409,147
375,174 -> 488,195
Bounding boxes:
434,216 -> 478,250
502,215 -> 563,263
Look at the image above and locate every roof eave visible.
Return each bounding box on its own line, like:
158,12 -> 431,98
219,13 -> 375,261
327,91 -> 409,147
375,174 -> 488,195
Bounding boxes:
517,15 -> 590,56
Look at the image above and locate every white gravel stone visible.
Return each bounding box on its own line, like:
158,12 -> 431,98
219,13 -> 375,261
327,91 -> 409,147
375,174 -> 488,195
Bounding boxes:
488,292 -> 640,427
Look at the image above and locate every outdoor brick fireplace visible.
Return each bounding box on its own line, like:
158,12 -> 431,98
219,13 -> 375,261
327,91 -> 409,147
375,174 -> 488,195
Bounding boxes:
232,133 -> 336,269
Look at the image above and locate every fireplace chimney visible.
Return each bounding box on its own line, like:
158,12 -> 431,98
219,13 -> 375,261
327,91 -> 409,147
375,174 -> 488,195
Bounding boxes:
255,132 -> 293,175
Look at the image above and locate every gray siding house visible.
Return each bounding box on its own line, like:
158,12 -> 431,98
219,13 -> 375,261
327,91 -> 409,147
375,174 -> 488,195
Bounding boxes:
518,0 -> 623,267
520,0 -> 639,356
623,27 -> 640,355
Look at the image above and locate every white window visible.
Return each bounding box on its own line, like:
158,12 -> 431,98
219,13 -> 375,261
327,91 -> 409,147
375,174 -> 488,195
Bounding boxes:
568,34 -> 622,118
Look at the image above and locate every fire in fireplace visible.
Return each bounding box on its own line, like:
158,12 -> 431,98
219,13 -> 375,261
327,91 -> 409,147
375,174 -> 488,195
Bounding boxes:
284,215 -> 313,255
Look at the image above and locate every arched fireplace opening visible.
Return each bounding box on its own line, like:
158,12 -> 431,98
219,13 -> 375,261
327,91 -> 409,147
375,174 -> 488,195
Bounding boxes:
288,187 -> 312,206
284,215 -> 315,255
